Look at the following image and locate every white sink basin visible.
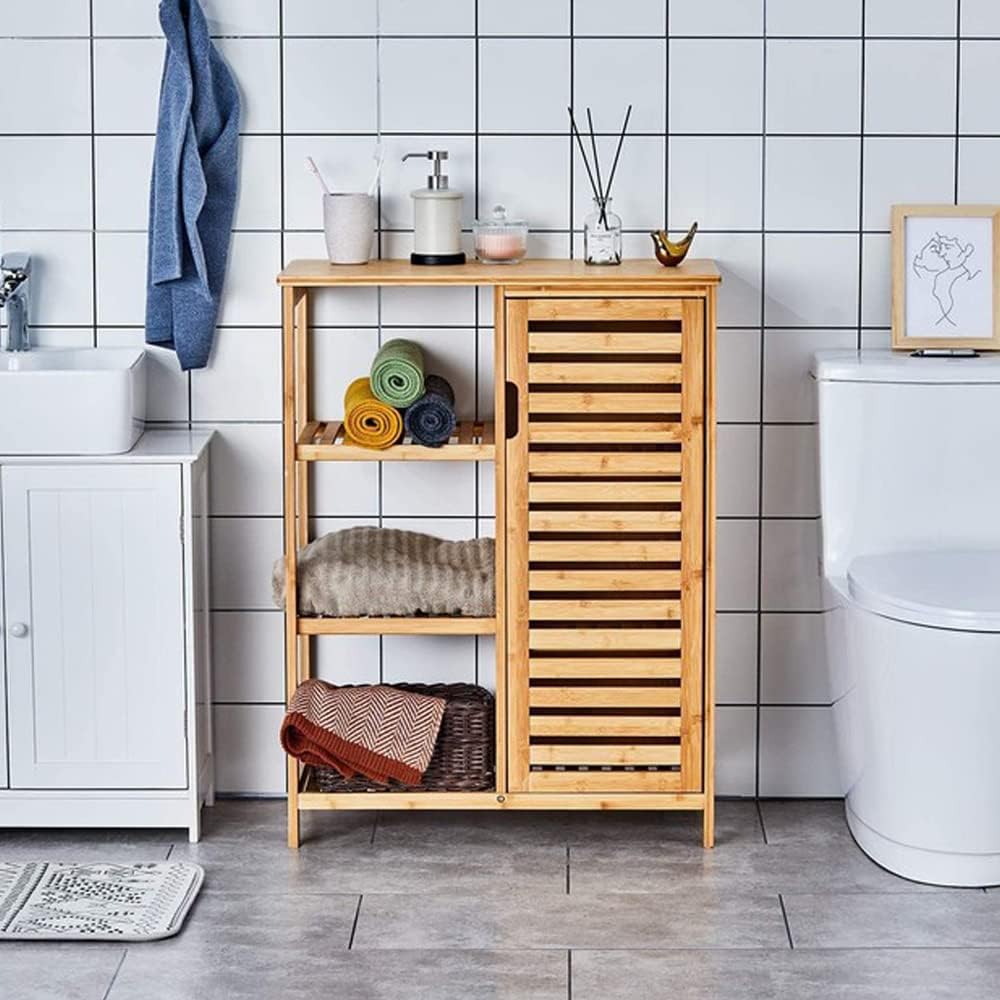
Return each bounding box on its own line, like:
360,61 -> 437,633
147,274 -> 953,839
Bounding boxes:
0,348 -> 147,455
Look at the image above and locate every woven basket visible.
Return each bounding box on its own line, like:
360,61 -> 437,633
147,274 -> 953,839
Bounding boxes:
313,682 -> 495,793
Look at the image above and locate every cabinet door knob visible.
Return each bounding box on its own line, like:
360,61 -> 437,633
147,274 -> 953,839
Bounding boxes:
9,623 -> 28,638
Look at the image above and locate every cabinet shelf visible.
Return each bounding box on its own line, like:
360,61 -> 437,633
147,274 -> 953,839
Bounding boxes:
297,616 -> 496,636
297,420 -> 495,462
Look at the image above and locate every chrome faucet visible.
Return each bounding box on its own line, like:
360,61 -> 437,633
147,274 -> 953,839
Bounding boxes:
0,253 -> 32,352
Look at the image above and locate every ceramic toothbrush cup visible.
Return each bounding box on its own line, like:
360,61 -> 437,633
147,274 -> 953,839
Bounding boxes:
323,193 -> 376,265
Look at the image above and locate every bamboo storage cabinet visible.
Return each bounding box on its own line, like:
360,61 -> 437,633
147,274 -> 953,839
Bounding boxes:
278,259 -> 719,848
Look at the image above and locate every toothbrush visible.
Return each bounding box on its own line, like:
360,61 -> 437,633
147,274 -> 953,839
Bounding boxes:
367,143 -> 385,197
305,156 -> 331,196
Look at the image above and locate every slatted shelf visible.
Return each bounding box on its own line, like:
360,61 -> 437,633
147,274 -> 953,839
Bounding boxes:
297,420 -> 495,461
297,616 -> 496,635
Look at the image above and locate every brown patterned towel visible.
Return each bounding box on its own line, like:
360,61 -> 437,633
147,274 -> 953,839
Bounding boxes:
280,679 -> 446,786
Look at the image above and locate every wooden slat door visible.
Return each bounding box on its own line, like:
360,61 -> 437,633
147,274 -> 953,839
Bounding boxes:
505,297 -> 705,794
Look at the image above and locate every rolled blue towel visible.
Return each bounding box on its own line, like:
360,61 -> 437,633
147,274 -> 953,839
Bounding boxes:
145,0 -> 241,371
405,374 -> 457,448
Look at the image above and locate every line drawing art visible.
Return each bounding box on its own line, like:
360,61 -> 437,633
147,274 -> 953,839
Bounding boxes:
911,233 -> 982,327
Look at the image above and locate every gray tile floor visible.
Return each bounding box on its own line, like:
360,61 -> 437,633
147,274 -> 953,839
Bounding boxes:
3,799 -> 999,999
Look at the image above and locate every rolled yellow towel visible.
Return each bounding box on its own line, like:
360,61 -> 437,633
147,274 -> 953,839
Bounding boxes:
344,377 -> 403,449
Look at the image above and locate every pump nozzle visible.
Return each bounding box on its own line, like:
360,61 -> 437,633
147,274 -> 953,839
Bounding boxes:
402,150 -> 450,190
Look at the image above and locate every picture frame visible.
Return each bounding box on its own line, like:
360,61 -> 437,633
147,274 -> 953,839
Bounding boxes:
891,204 -> 1000,351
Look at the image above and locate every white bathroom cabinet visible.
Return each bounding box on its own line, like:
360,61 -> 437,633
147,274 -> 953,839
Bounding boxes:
0,430 -> 213,842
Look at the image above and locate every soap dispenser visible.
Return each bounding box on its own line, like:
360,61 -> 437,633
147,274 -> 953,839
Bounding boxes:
401,150 -> 465,265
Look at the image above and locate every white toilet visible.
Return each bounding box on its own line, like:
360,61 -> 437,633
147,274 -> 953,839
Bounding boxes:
814,349 -> 1000,887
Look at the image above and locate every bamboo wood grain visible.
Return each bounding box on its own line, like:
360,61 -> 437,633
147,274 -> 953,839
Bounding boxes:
278,258 -> 721,288
297,789 -> 705,810
528,361 -> 682,384
703,286 -> 717,849
528,509 -> 682,533
529,715 -> 682,738
493,285 -> 508,796
528,598 -> 682,620
528,331 -> 683,353
297,616 -> 496,635
278,269 -> 717,841
528,421 -> 683,444
294,292 -> 311,690
505,297 -> 531,793
282,285 -> 301,850
528,657 -> 682,679
529,628 -> 683,652
525,297 -> 688,321
530,744 -> 682,766
528,480 -> 682,503
528,451 -> 682,476
679,298 -> 706,796
528,686 -> 682,708
297,421 -> 494,462
529,568 -> 682,590
529,391 -> 682,414
529,539 -> 681,562
298,442 -> 495,461
527,770 -> 683,793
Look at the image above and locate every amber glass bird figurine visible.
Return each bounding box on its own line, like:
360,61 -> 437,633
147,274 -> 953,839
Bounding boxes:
651,221 -> 698,267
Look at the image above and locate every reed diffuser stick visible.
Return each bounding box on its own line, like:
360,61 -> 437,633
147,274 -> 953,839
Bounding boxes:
567,107 -> 602,207
586,108 -> 608,226
602,104 -> 632,221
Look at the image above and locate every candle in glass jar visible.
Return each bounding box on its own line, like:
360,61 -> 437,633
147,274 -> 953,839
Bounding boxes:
475,232 -> 525,261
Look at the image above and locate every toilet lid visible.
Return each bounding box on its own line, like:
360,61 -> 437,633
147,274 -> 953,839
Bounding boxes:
848,550 -> 1000,632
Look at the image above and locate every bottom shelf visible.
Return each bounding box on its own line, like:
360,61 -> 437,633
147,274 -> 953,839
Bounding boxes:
295,768 -> 706,811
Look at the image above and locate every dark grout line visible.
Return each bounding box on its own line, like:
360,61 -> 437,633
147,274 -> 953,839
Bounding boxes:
567,949 -> 573,1000
954,1 -> 963,203
101,950 -> 128,1000
87,0 -> 98,348
756,800 -> 770,844
566,845 -> 571,894
11,31 -> 1000,42
370,812 -> 379,846
778,893 -> 794,948
753,0 -> 769,801
164,843 -> 174,860
348,895 -> 363,949
856,0 -> 867,352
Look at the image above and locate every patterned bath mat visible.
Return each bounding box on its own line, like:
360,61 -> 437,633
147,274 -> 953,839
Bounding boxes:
0,862 -> 204,941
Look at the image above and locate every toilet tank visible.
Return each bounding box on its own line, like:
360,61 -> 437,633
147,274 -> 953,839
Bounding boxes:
813,350 -> 1000,580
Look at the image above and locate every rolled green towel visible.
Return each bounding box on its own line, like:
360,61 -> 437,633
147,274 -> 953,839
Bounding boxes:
370,338 -> 425,408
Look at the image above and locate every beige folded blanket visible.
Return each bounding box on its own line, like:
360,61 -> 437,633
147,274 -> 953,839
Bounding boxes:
273,526 -> 494,618
281,679 -> 445,785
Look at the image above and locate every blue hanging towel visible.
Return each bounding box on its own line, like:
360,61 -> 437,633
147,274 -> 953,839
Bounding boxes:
146,0 -> 241,371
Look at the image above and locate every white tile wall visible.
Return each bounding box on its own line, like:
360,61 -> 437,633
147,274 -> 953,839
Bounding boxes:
3,1 -> 988,797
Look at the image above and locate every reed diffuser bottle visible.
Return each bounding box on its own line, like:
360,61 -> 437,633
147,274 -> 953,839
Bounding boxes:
569,103 -> 632,267
584,198 -> 622,265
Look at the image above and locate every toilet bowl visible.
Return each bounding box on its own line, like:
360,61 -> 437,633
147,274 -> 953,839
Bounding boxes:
814,350 -> 1000,887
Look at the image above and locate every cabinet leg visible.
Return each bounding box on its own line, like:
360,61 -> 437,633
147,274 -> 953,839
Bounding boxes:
702,796 -> 715,849
288,756 -> 301,849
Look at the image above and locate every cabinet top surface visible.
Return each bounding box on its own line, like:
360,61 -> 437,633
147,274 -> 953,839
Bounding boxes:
277,258 -> 721,288
0,429 -> 214,465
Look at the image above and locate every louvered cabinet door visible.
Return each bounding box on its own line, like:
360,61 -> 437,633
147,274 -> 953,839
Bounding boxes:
505,297 -> 706,795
